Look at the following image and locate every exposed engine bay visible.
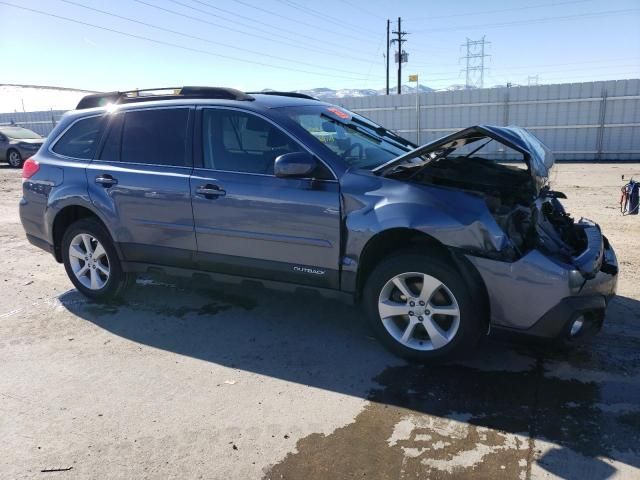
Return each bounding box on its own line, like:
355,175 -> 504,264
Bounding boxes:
400,155 -> 590,264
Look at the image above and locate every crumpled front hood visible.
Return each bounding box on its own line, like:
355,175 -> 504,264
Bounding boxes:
373,125 -> 555,193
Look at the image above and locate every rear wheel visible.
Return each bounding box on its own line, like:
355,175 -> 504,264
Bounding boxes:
7,149 -> 23,168
363,252 -> 484,361
62,218 -> 132,301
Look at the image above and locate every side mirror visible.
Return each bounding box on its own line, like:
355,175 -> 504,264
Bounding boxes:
274,152 -> 317,178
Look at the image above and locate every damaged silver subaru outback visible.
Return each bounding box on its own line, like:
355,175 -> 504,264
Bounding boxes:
20,90 -> 618,362
352,124 -> 618,360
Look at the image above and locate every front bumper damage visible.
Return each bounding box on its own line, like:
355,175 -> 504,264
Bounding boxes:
466,233 -> 618,340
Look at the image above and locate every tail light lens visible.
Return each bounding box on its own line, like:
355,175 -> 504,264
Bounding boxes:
22,158 -> 40,179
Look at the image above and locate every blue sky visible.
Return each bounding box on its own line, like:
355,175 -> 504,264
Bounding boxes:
1,0 -> 639,92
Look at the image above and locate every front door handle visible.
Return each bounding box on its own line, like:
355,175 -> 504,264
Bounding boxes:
196,184 -> 226,197
95,174 -> 118,187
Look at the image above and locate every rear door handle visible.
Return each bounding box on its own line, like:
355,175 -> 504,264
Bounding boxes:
95,174 -> 118,187
196,184 -> 226,197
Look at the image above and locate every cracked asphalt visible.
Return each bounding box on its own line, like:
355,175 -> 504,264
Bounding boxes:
1,163 -> 639,479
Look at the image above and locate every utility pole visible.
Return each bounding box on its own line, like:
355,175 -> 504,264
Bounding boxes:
386,19 -> 390,95
460,36 -> 490,89
391,17 -> 408,94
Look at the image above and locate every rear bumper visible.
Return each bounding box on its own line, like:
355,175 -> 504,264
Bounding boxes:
25,233 -> 54,255
20,194 -> 54,257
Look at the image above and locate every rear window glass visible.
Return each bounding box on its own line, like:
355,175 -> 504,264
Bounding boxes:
52,116 -> 104,159
121,109 -> 189,166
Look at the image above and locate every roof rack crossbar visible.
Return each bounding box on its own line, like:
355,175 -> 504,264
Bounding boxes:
76,86 -> 255,109
247,91 -> 318,101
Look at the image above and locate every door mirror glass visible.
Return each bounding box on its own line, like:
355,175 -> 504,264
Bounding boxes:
274,152 -> 317,178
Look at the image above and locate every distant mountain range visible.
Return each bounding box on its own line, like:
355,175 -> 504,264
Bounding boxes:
1,83 -> 478,113
267,84 -> 442,99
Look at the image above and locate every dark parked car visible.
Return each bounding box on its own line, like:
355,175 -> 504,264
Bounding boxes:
19,87 -> 618,360
0,126 -> 44,168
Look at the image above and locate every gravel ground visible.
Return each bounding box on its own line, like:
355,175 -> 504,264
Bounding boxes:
1,163 -> 639,479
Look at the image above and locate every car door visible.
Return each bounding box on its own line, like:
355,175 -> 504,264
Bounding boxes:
86,106 -> 196,268
190,107 -> 341,288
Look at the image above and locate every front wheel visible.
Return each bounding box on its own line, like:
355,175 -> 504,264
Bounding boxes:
62,218 -> 132,301
363,252 -> 484,361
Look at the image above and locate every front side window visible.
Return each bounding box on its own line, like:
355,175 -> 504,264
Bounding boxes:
120,108 -> 189,166
202,109 -> 302,175
52,116 -> 104,159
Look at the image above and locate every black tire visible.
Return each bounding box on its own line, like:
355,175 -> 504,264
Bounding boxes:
7,149 -> 23,168
61,218 -> 133,301
363,251 -> 484,361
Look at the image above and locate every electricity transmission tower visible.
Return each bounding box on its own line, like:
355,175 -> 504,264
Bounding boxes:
527,75 -> 539,86
460,36 -> 490,89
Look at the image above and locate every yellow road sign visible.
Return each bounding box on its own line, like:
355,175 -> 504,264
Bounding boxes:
408,74 -> 418,82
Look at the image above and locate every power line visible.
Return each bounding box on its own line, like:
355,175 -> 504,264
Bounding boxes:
188,0 -> 363,52
410,0 -> 593,21
411,8 -> 639,34
409,56 -> 640,72
361,31 -> 387,89
0,1 -> 379,82
273,0 -> 377,36
132,0 -> 371,63
230,0 -> 372,44
489,70 -> 640,85
166,0 -> 363,55
340,0 -> 387,20
397,61 -> 640,81
56,0 -> 376,78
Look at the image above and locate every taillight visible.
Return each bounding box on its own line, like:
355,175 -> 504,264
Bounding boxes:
22,158 -> 40,179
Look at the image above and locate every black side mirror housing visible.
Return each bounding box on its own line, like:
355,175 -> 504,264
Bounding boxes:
274,152 -> 317,178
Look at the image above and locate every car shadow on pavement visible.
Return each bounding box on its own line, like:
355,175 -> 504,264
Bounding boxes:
60,275 -> 640,478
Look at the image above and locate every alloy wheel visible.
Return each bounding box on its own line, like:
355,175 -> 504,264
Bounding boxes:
378,271 -> 461,351
8,151 -> 22,167
68,233 -> 110,290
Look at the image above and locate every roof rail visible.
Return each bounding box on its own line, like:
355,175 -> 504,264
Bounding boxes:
76,86 -> 254,109
247,91 -> 318,101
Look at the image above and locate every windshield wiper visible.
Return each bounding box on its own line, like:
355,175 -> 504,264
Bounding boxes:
321,113 -> 410,151
350,116 -> 414,148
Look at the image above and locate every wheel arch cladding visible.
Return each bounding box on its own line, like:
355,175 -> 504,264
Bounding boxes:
356,228 -> 448,296
52,205 -> 116,263
354,228 -> 490,322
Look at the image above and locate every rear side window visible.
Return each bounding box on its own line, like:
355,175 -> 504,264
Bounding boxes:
120,108 -> 189,166
52,116 -> 104,159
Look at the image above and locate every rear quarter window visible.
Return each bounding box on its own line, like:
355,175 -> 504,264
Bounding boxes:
52,116 -> 104,159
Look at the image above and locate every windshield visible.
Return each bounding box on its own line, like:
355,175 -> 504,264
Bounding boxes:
284,105 -> 411,169
0,127 -> 42,139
